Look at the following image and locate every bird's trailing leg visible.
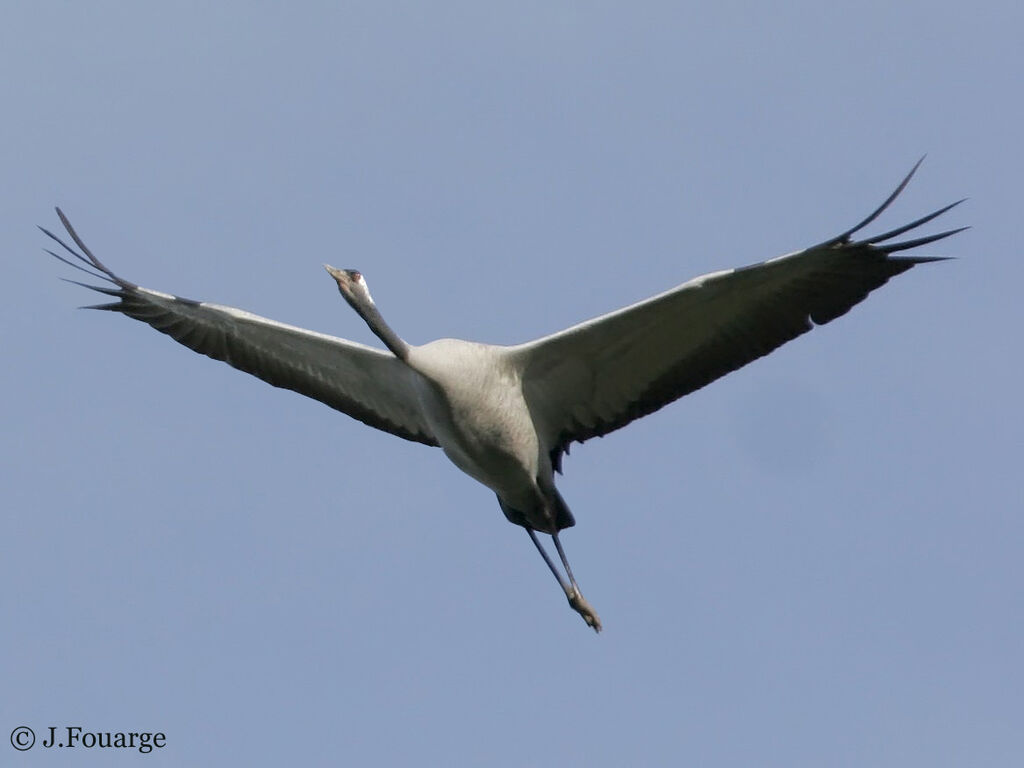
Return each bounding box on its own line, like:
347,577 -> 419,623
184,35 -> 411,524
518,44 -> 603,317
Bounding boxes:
526,529 -> 602,632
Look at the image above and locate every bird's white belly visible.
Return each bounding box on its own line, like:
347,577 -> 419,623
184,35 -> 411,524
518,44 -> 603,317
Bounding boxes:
409,342 -> 540,503
429,385 -> 538,496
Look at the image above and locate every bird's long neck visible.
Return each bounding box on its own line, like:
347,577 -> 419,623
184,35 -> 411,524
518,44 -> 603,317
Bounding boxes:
358,302 -> 410,362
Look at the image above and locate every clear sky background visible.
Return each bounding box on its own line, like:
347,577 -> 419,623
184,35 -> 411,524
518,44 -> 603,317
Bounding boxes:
2,2 -> 1020,766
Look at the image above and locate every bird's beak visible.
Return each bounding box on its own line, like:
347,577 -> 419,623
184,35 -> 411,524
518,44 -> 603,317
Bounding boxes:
324,264 -> 353,293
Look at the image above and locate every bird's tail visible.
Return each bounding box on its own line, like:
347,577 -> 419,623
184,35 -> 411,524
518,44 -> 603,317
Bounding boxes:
497,486 -> 576,532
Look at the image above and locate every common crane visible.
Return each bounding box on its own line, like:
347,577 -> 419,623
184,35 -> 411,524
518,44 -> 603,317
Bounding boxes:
43,160 -> 963,631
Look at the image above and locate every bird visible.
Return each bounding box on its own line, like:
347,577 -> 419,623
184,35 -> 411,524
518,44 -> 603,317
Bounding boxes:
42,160 -> 963,632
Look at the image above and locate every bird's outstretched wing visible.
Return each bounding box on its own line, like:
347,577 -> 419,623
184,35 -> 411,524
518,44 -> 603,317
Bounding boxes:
43,209 -> 439,447
513,160 -> 965,471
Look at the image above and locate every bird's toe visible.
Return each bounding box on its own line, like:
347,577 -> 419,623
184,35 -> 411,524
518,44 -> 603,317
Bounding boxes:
567,589 -> 602,633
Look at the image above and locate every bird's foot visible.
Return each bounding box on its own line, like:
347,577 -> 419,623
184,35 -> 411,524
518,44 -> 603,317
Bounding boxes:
566,587 -> 602,633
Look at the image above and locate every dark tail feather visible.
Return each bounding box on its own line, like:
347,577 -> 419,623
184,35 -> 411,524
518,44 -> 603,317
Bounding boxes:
496,488 -> 576,533
548,487 -> 576,531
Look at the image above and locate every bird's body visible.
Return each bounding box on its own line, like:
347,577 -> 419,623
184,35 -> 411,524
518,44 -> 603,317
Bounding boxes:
43,161 -> 964,632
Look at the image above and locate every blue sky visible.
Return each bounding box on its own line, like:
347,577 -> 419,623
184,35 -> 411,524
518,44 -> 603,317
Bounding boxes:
2,2 -> 1020,766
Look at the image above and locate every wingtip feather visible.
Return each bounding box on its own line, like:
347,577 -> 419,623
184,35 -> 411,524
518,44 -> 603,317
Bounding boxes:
59,277 -> 122,296
884,226 -> 969,253
863,198 -> 966,245
816,157 -> 930,249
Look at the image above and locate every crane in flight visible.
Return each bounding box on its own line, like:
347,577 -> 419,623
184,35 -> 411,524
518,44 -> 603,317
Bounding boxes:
43,160 -> 963,632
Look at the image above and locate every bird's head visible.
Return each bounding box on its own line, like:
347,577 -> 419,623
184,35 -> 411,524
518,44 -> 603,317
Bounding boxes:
324,264 -> 409,360
324,264 -> 375,311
